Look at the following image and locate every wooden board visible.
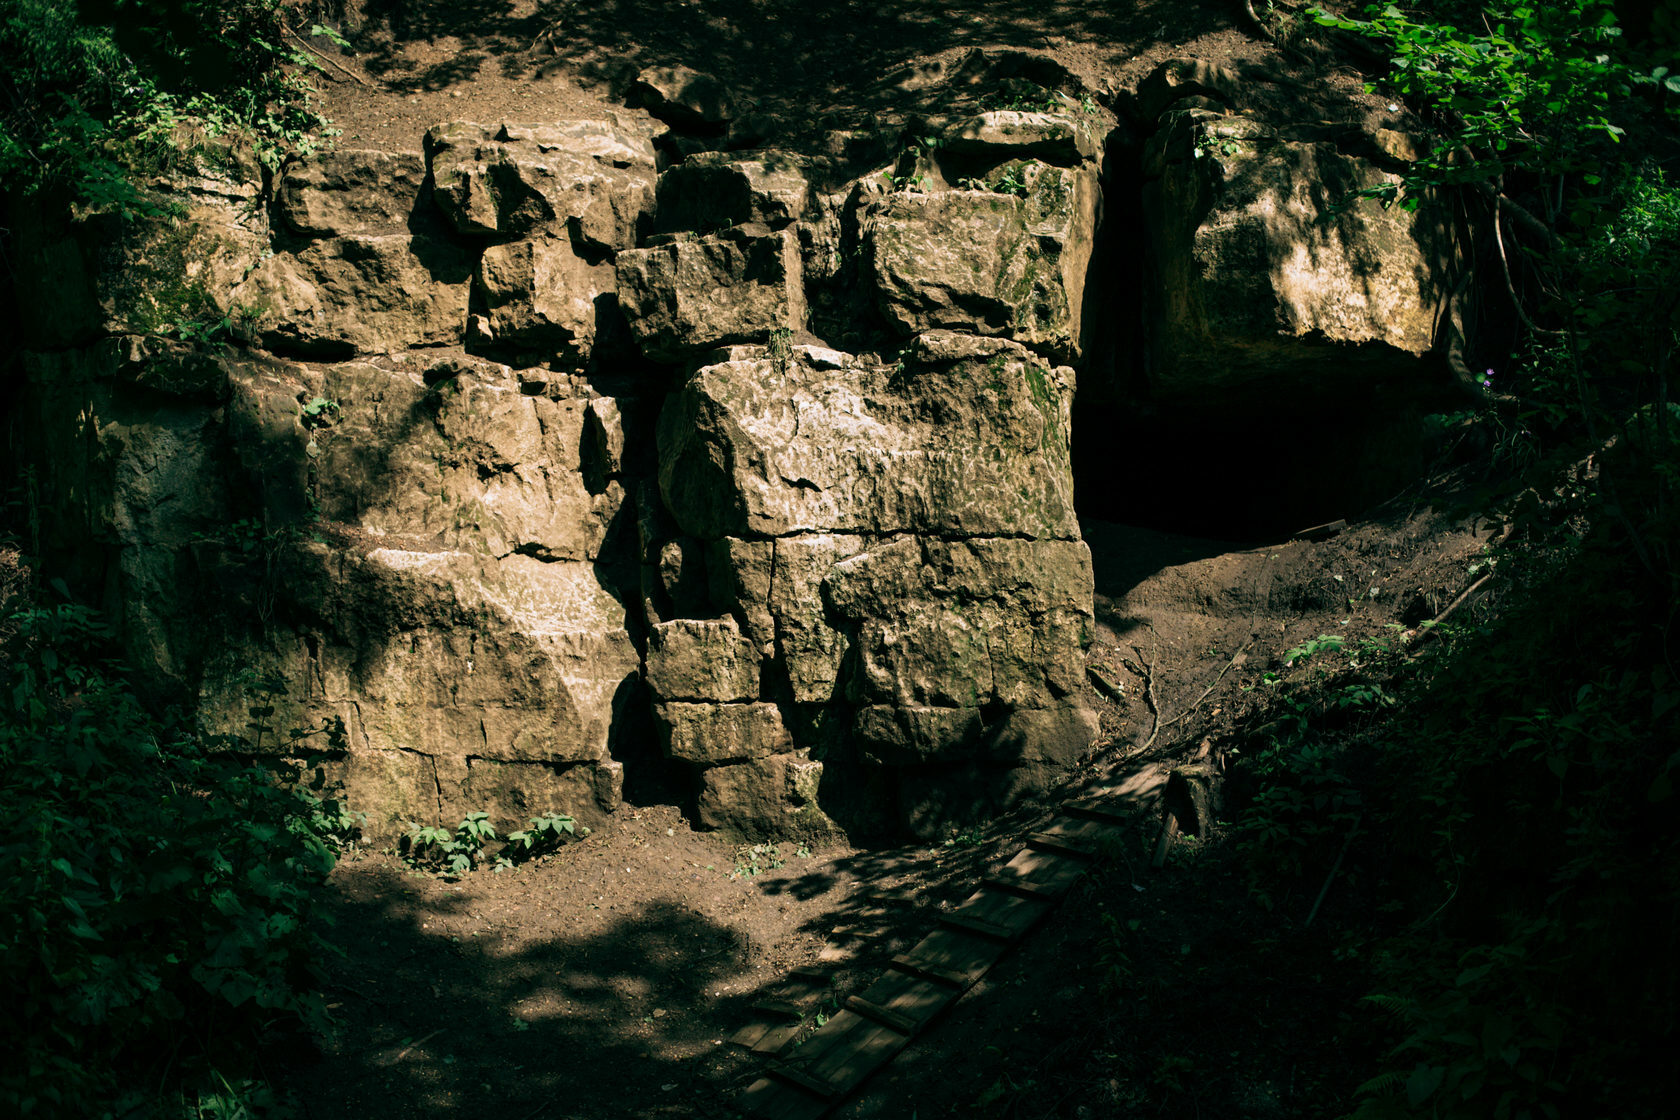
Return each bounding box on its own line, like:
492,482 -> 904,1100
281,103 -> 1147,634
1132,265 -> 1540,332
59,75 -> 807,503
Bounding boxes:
950,883 -> 1051,939
773,1009 -> 913,1099
1038,814 -> 1129,849
752,1021 -> 805,1054
1065,798 -> 1131,826
992,846 -> 1088,899
892,925 -> 1008,988
852,966 -> 961,1034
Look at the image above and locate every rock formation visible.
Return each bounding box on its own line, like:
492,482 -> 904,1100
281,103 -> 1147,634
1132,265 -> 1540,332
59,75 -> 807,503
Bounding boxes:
4,57 -> 1457,840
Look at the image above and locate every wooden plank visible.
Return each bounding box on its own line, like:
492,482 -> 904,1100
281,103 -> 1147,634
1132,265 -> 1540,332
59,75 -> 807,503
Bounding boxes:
893,926 -> 1007,988
1039,815 -> 1128,847
1026,831 -> 1098,859
983,874 -> 1058,901
768,1061 -> 839,1098
740,1076 -> 828,1120
950,884 -> 1050,937
993,846 -> 1087,898
940,912 -> 1016,941
730,1020 -> 773,1049
853,968 -> 960,1033
752,1021 -> 804,1054
785,1010 -> 913,1097
1066,798 -> 1130,826
751,998 -> 805,1020
844,994 -> 917,1035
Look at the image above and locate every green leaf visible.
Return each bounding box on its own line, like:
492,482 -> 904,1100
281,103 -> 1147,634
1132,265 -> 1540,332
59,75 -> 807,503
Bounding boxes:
1406,1064 -> 1444,1107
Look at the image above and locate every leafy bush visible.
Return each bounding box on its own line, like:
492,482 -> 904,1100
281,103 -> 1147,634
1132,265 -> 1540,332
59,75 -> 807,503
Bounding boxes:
0,0 -> 332,215
0,577 -> 339,1117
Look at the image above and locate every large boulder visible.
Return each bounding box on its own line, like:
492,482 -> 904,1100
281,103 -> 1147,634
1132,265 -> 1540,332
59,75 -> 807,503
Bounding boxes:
17,346 -> 640,840
615,225 -> 807,362
274,148 -> 431,238
656,333 -> 1079,540
1139,105 -> 1450,399
863,164 -> 1098,361
232,234 -> 474,355
425,120 -> 656,249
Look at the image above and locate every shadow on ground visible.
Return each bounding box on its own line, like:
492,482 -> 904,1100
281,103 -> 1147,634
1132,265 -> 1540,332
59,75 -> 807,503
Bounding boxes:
285,859 -> 762,1120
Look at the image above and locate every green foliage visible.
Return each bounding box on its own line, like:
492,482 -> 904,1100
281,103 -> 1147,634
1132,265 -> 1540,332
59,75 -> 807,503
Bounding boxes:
403,810 -> 586,877
0,0 -> 333,215
0,581 -> 338,1117
1313,1 -> 1637,204
502,812 -> 582,868
731,841 -> 786,878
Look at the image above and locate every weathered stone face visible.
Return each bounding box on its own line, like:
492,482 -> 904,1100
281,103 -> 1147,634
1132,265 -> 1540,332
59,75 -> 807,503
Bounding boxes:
233,234 -> 474,355
941,110 -> 1099,164
477,236 -> 616,355
653,154 -> 810,233
615,225 -> 807,362
425,120 -> 657,249
18,344 -> 640,841
1139,103 -> 1449,398
11,52 -> 1466,845
864,165 -> 1098,361
656,333 -> 1079,540
275,149 -> 431,238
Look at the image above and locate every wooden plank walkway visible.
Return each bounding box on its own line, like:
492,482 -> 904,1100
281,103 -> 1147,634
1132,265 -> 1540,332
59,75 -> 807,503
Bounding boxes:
735,781 -> 1146,1120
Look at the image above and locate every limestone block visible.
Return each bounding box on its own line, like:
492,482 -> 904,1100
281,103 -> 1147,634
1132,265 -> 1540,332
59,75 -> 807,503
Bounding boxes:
462,757 -> 620,831
233,234 -> 472,355
426,120 -> 656,248
585,396 -> 627,477
864,164 -> 1098,360
658,537 -> 710,615
1141,111 -> 1448,398
771,534 -> 864,703
654,154 -> 810,233
854,705 -> 984,765
655,702 -> 792,764
312,363 -> 620,562
477,236 -> 616,356
645,617 -> 760,702
341,749 -> 441,837
657,333 -> 1078,540
1135,58 -> 1244,121
826,537 -> 1094,714
697,756 -> 794,837
615,225 -> 806,363
275,149 -> 430,237
705,538 -> 775,653
634,65 -> 733,129
941,110 -> 1097,164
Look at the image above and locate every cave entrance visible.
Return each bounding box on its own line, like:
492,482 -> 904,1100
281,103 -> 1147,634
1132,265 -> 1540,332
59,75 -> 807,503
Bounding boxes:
1072,389 -> 1448,543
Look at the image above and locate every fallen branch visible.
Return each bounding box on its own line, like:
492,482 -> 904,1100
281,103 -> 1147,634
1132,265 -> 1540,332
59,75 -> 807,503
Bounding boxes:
1304,814 -> 1362,928
1406,523 -> 1514,655
392,1028 -> 444,1062
1161,640 -> 1252,731
286,27 -> 371,86
1120,648 -> 1161,752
